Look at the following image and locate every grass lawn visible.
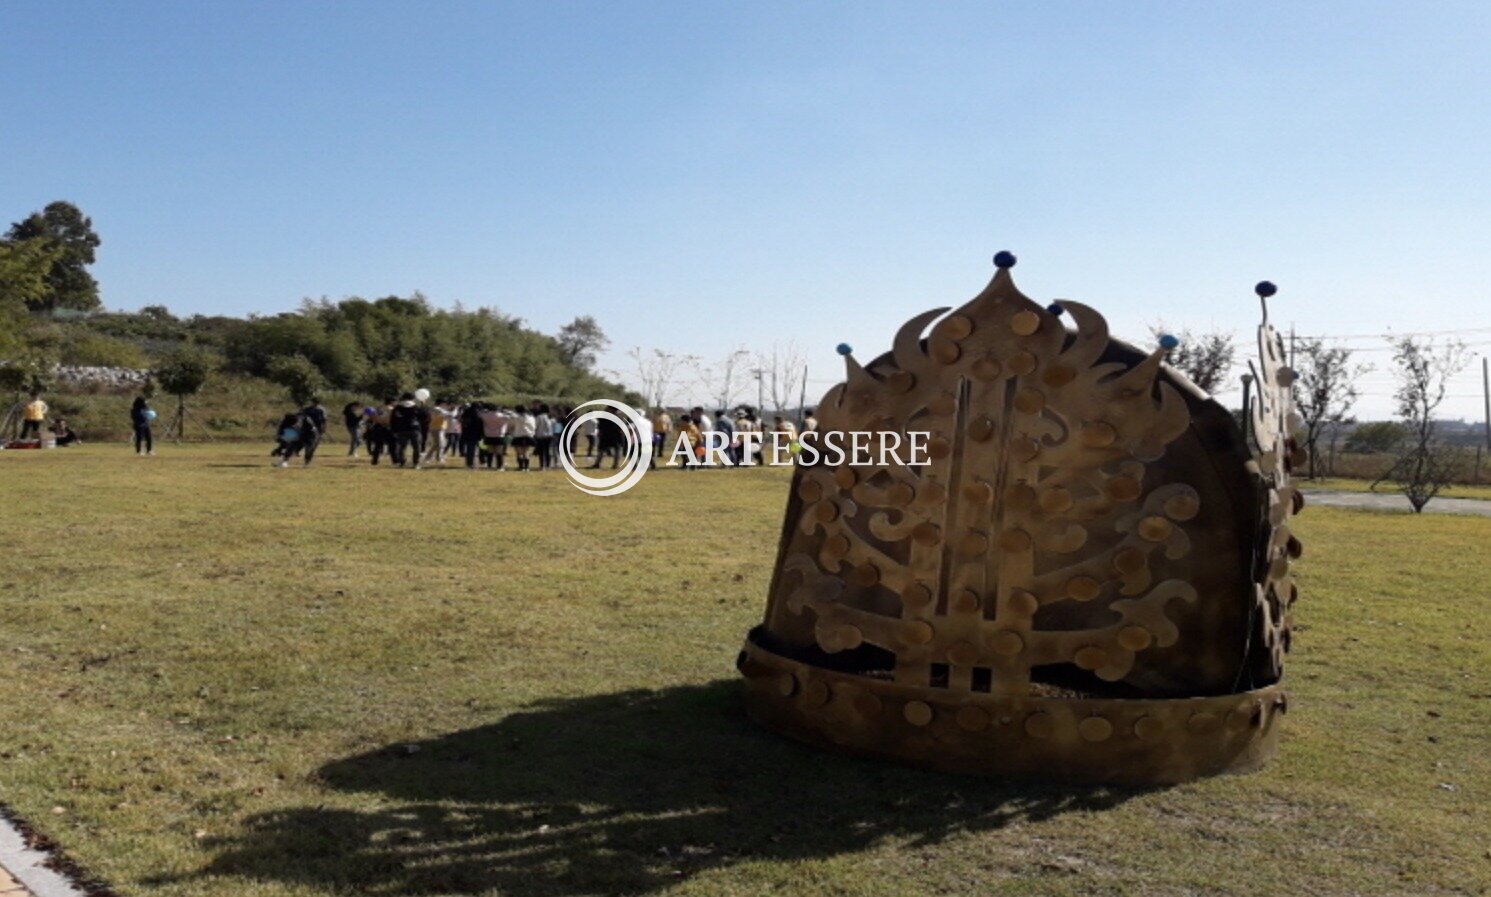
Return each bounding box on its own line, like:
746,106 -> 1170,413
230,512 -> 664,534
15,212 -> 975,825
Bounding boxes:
1,444 -> 1488,897
1307,476 -> 1491,503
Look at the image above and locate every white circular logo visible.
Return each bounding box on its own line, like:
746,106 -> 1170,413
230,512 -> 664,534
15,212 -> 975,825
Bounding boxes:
559,400 -> 650,497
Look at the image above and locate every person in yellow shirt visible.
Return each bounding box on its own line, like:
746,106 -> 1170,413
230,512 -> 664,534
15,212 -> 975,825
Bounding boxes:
652,408 -> 672,459
423,400 -> 452,465
20,392 -> 47,440
675,413 -> 701,471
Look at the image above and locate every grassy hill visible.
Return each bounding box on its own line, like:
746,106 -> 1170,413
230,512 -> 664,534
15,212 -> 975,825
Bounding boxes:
7,299 -> 637,440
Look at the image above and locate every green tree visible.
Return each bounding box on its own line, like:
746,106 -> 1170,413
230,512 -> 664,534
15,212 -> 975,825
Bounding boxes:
220,294 -> 634,406
5,201 -> 103,313
1344,421 -> 1409,455
155,349 -> 215,441
362,363 -> 412,401
265,355 -> 325,406
0,237 -> 63,311
557,315 -> 608,370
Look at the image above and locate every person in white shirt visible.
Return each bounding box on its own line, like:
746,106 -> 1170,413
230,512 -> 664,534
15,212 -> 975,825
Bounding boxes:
735,412 -> 759,466
510,404 -> 538,472
478,404 -> 511,470
633,408 -> 656,470
581,417 -> 598,457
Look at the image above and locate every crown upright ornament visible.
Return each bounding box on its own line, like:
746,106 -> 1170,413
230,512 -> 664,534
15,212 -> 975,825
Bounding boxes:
737,254 -> 1304,784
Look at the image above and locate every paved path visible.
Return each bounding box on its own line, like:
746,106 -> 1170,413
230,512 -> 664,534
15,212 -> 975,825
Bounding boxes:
1303,489 -> 1491,517
0,867 -> 32,897
0,812 -> 87,897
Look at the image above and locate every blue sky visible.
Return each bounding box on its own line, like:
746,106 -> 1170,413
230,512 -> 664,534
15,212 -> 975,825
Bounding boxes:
4,1 -> 1489,417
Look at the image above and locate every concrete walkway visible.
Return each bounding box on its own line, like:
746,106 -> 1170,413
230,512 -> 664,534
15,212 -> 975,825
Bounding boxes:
0,812 -> 88,897
1303,489 -> 1491,517
0,867 -> 32,897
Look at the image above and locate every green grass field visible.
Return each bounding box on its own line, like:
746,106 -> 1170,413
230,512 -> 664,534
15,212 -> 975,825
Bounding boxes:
1,444 -> 1488,897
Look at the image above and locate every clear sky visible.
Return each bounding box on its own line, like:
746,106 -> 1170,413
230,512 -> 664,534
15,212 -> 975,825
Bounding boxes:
4,1 -> 1489,419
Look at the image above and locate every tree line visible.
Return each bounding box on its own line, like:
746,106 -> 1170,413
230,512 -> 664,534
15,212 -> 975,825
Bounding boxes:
1,200 -> 633,411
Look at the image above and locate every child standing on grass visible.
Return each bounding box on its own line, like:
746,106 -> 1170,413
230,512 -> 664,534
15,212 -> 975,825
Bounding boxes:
675,413 -> 701,471
130,396 -> 155,455
424,400 -> 453,465
368,399 -> 393,466
444,402 -> 463,458
510,404 -> 537,472
477,403 -> 509,469
342,401 -> 364,457
20,392 -> 47,440
533,403 -> 553,470
388,392 -> 428,469
459,401 -> 483,469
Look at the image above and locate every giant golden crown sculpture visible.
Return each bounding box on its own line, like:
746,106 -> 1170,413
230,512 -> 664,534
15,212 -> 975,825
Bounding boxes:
738,253 -> 1304,784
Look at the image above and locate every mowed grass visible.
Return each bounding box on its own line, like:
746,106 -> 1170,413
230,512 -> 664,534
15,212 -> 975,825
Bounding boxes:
0,444 -> 1488,897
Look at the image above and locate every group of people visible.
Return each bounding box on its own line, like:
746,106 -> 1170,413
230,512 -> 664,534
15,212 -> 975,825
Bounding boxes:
8,390 -> 819,470
653,406 -> 817,470
6,392 -> 80,448
7,391 -> 151,452
271,394 -> 575,470
268,394 -> 819,472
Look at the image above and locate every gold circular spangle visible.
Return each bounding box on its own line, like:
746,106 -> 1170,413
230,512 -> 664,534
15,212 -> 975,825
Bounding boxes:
1010,310 -> 1041,336
904,700 -> 934,726
989,630 -> 1025,656
1078,716 -> 1114,742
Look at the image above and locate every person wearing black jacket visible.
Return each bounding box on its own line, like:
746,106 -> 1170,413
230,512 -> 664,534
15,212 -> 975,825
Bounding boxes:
301,399 -> 328,440
130,396 -> 155,455
592,416 -> 625,469
459,402 -> 484,470
271,411 -> 320,467
389,393 -> 429,469
341,401 -> 364,457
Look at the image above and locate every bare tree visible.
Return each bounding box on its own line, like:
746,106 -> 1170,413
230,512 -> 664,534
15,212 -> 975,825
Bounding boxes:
626,347 -> 693,410
756,343 -> 806,417
692,348 -> 751,412
1292,339 -> 1369,479
1149,325 -> 1235,394
1381,336 -> 1469,512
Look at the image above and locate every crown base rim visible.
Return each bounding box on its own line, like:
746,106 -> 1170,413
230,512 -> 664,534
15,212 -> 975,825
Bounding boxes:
738,629 -> 1284,785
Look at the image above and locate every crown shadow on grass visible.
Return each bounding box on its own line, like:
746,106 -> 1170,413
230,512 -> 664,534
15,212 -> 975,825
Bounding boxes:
184,681 -> 1154,896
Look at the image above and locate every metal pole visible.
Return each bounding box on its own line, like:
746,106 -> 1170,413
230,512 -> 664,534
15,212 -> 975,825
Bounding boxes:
1482,356 -> 1490,451
797,365 -> 808,430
